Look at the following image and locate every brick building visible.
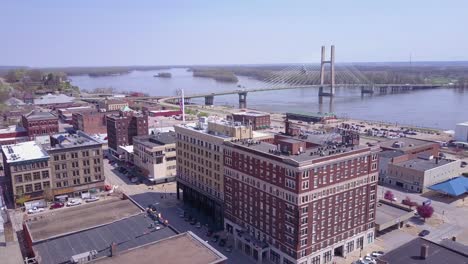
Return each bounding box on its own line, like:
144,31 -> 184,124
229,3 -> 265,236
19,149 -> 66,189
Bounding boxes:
73,111 -> 116,134
45,133 -> 105,198
22,110 -> 59,139
223,134 -> 380,264
106,107 -> 148,155
231,111 -> 271,130
175,119 -> 254,228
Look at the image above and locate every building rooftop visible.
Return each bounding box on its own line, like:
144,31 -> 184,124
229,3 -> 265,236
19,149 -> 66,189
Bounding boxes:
233,111 -> 269,117
92,231 -> 227,264
225,139 -> 370,165
428,176 -> 468,197
47,133 -> 102,150
375,200 -> 413,226
23,110 -> 57,121
286,112 -> 336,118
379,138 -> 437,152
34,93 -> 74,105
1,141 -> 49,164
33,213 -> 176,264
377,237 -> 468,264
134,131 -> 176,148
0,125 -> 26,134
379,150 -> 405,159
26,198 -> 142,242
394,157 -> 454,171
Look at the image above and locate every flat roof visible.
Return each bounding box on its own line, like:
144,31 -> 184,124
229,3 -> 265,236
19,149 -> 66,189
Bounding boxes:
379,138 -> 436,152
233,111 -> 269,117
27,198 -> 141,242
134,131 -> 176,148
286,112 -> 336,118
378,237 -> 468,264
225,139 -> 369,164
1,141 -> 49,163
379,150 -> 405,158
47,133 -> 101,150
394,157 -> 454,171
33,213 -> 176,264
375,201 -> 413,225
93,231 -> 227,264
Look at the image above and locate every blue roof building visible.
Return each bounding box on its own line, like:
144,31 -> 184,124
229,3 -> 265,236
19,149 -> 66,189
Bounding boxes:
428,176 -> 468,196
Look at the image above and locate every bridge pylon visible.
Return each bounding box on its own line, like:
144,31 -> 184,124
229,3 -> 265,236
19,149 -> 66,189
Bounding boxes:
319,45 -> 335,98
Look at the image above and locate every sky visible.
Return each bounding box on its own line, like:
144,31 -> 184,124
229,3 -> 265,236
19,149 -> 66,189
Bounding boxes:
1,0 -> 468,67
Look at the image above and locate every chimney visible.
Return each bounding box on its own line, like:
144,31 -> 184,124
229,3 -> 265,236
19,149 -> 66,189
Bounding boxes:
110,242 -> 118,257
420,244 -> 429,259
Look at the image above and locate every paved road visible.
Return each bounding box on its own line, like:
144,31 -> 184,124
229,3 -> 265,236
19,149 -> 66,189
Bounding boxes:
104,160 -> 256,264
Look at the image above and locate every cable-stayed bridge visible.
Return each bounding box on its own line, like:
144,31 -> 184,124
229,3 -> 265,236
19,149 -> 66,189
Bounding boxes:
152,45 -> 451,108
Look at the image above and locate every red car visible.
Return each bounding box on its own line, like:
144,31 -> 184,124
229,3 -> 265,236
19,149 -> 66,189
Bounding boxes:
50,202 -> 64,209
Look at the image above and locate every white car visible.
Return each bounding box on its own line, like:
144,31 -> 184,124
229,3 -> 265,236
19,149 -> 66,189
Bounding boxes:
67,199 -> 82,207
28,207 -> 45,214
371,251 -> 384,258
85,197 -> 100,203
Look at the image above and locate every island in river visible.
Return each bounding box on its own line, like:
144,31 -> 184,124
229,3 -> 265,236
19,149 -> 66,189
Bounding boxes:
154,72 -> 172,78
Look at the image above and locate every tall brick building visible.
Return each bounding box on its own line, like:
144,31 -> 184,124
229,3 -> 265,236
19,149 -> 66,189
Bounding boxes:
231,111 -> 271,130
106,107 -> 148,155
73,111 -> 116,134
223,134 -> 380,264
22,110 -> 59,139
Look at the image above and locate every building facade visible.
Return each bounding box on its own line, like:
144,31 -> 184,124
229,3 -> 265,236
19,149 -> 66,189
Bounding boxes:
223,136 -> 380,264
22,110 -> 59,139
231,111 -> 271,130
175,119 -> 254,228
133,132 -> 177,183
1,141 -> 51,205
385,156 -> 462,193
106,107 -> 148,154
73,111 -> 115,134
98,99 -> 129,112
455,122 -> 468,142
46,133 -> 105,198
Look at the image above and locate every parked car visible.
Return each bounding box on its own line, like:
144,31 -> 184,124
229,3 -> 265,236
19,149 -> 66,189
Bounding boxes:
206,229 -> 214,237
196,222 -> 202,228
49,202 -> 64,210
28,207 -> 45,214
85,197 -> 100,203
130,177 -> 139,183
155,224 -> 162,230
211,234 -> 220,243
190,218 -> 198,225
371,251 -> 384,258
419,230 -> 430,237
67,199 -> 81,207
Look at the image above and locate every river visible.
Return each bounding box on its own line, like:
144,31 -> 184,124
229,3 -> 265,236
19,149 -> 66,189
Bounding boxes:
69,68 -> 468,130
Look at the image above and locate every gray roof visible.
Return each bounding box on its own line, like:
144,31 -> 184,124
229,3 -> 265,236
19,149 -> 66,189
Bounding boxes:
34,93 -> 74,105
134,131 -> 176,148
379,150 -> 405,158
394,157 -> 454,171
24,110 -> 57,121
439,239 -> 468,256
33,213 -> 177,264
375,201 -> 413,225
379,138 -> 436,152
378,237 -> 468,264
46,133 -> 101,151
225,139 -> 368,165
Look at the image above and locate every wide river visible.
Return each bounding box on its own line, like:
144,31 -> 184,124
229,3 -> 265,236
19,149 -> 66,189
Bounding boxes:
70,68 -> 468,130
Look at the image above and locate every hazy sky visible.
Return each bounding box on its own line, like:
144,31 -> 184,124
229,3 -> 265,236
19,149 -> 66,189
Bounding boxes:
1,0 -> 467,66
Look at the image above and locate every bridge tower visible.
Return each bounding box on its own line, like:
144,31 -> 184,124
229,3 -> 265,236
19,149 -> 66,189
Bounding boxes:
238,92 -> 247,109
318,45 -> 335,97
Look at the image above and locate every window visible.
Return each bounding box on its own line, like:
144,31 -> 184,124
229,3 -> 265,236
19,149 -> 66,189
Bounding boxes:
25,184 -> 33,193
33,172 -> 41,180
14,175 -> 23,183
61,154 -> 66,160
323,250 -> 332,263
42,171 -> 49,179
302,180 -> 309,190
43,181 -> 50,189
34,182 -> 42,191
22,174 -> 32,182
